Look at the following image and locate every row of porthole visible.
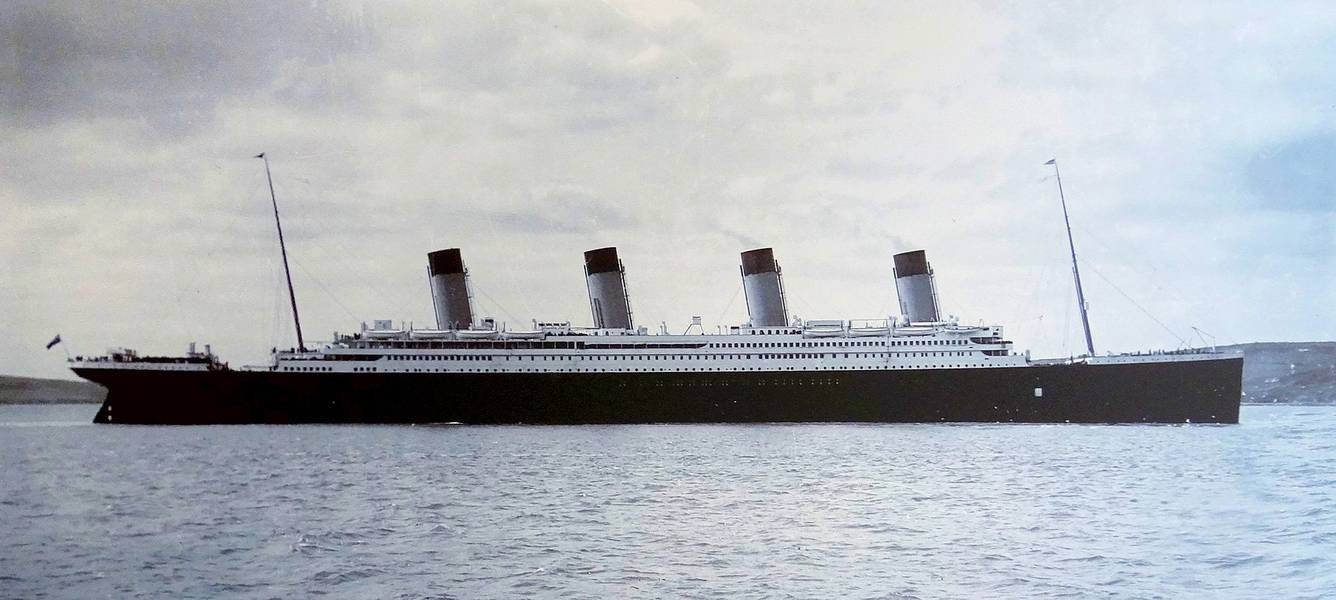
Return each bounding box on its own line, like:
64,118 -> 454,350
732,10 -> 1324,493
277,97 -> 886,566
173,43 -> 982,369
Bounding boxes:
367,363 -> 1010,374
385,355 -> 492,361
710,339 -> 975,349
375,351 -> 984,362
655,378 -> 844,386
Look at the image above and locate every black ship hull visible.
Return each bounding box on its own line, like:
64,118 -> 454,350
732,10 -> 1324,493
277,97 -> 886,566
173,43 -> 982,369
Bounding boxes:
77,357 -> 1242,425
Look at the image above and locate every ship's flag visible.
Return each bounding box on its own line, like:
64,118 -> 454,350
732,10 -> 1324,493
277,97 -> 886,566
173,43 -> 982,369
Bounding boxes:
45,334 -> 61,350
1044,158 -> 1056,165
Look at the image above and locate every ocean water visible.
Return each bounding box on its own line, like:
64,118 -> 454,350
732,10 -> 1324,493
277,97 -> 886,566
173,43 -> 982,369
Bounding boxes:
1,405 -> 1333,599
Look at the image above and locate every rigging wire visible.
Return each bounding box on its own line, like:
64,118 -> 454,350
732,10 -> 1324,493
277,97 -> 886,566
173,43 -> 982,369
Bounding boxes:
787,290 -> 822,323
277,176 -> 420,320
291,257 -> 362,324
1082,260 -> 1188,347
1010,257 -> 1057,355
478,207 -> 537,320
1069,219 -> 1227,345
283,163 -> 541,331
1072,221 -> 1197,313
470,284 -> 522,324
713,283 -> 743,326
1036,170 -> 1199,354
1008,257 -> 1055,326
1060,280 -> 1072,358
245,176 -> 286,352
270,266 -> 285,351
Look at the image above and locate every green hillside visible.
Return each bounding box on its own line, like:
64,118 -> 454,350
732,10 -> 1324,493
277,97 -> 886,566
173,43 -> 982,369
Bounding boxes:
1224,342 -> 1336,405
0,376 -> 106,404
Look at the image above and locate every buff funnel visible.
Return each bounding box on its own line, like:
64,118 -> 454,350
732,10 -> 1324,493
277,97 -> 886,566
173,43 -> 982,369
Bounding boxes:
740,248 -> 788,327
893,250 -> 940,323
427,248 -> 474,330
584,247 -> 634,330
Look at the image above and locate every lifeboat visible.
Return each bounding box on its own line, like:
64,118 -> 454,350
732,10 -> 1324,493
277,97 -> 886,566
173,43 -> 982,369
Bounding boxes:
409,329 -> 454,339
802,319 -> 845,338
501,330 -> 544,340
455,328 -> 500,340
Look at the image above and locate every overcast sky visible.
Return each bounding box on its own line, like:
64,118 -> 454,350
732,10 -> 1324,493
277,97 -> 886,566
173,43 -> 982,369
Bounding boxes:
3,1 -> 1334,380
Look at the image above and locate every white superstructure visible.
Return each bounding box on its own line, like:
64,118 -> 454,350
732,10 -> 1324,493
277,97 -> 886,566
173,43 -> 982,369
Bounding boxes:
256,319 -> 1028,374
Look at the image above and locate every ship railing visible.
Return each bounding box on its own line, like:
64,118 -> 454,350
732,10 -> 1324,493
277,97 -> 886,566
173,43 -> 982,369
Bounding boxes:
70,353 -> 215,365
1129,347 -> 1230,356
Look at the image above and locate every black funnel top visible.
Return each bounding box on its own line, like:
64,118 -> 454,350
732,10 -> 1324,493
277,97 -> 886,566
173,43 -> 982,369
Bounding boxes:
740,248 -> 777,276
893,250 -> 930,277
583,247 -> 621,274
428,248 -> 465,275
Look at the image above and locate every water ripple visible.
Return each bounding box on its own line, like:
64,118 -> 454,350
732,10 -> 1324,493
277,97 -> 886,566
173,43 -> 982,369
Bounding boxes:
1,404 -> 1334,598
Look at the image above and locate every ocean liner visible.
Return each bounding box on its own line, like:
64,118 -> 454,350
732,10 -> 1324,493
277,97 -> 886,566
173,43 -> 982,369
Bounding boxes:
70,157 -> 1243,425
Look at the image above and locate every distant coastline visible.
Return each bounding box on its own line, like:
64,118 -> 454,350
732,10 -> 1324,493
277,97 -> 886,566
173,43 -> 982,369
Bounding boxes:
3,341 -> 1332,405
0,375 -> 105,404
1224,342 -> 1336,405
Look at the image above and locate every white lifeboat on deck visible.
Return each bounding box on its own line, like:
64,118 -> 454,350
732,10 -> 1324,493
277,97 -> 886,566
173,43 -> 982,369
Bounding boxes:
802,319 -> 846,338
455,329 -> 500,340
409,329 -> 453,339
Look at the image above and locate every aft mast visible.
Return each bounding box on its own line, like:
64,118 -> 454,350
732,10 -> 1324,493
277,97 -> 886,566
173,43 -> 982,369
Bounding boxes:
255,152 -> 306,352
1046,158 -> 1095,357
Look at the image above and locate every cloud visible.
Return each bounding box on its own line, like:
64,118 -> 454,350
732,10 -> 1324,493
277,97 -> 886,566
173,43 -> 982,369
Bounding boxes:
484,186 -> 639,235
4,1 -> 1336,379
2,1 -> 378,133
1244,133 -> 1336,214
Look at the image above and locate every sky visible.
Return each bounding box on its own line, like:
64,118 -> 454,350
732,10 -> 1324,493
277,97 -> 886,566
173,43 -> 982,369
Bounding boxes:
2,0 -> 1334,380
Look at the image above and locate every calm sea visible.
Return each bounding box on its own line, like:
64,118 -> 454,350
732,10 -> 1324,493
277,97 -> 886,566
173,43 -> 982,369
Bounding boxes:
2,404 -> 1333,599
